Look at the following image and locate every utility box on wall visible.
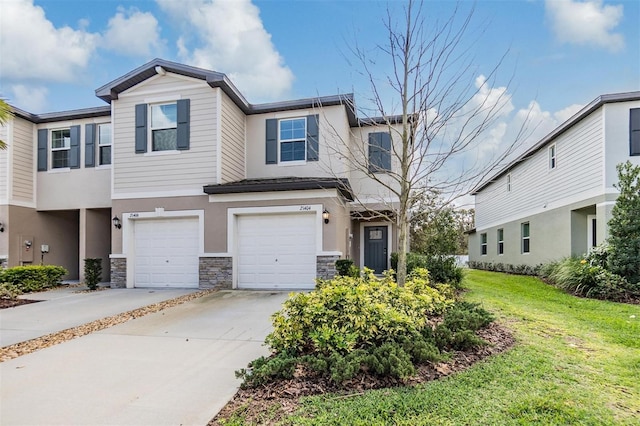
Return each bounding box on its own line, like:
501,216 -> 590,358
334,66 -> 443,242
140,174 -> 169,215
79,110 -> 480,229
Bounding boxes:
19,235 -> 34,264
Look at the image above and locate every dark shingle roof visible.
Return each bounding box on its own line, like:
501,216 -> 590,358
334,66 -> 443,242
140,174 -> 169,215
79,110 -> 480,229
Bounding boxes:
203,177 -> 354,201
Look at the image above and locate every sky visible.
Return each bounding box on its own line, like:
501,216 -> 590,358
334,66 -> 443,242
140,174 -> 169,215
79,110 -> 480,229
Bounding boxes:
0,0 -> 638,166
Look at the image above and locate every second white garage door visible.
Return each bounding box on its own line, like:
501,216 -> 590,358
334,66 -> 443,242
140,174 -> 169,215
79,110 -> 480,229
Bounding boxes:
134,218 -> 199,288
237,213 -> 317,290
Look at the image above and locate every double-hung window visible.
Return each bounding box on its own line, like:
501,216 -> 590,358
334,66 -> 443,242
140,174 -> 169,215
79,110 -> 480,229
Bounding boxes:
279,118 -> 306,162
51,129 -> 71,169
631,108 -> 640,156
480,233 -> 488,255
497,228 -> 504,255
521,222 -> 530,254
150,103 -> 178,151
98,124 -> 111,165
369,132 -> 392,172
549,144 -> 557,169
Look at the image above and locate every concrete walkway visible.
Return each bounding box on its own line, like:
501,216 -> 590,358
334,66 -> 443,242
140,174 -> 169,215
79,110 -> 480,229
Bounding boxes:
1,289 -> 290,425
1,286 -> 197,346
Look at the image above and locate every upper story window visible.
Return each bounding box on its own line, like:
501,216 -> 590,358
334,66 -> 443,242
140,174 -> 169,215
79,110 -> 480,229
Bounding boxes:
51,129 -> 71,168
521,222 -> 530,254
265,115 -> 319,165
497,228 -> 504,255
135,99 -> 190,154
279,118 -> 306,162
506,173 -> 511,192
98,124 -> 112,165
631,108 -> 640,156
480,232 -> 487,255
549,144 -> 557,169
151,103 -> 177,151
368,132 -> 392,173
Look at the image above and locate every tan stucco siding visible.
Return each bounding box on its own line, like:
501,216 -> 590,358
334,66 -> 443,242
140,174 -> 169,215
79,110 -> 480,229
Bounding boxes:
475,108 -> 605,230
36,117 -> 111,210
220,92 -> 245,183
112,73 -> 218,196
245,105 -> 351,179
11,117 -> 35,202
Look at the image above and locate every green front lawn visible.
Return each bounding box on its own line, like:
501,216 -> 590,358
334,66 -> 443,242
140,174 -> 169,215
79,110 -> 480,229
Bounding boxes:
273,270 -> 640,425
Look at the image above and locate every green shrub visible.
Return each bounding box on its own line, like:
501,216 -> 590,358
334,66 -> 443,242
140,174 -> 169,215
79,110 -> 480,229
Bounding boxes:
335,259 -> 360,278
542,257 -> 638,302
469,261 -> 541,276
0,282 -> 22,299
0,265 -> 67,293
237,270 -> 497,387
391,252 -> 464,286
83,258 -> 102,290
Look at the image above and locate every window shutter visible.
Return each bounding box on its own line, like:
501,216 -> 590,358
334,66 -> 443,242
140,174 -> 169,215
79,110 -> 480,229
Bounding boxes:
85,123 -> 96,167
69,125 -> 81,169
176,99 -> 190,150
135,103 -> 147,153
368,132 -> 391,172
37,129 -> 48,171
306,114 -> 319,161
380,132 -> 392,171
265,118 -> 277,164
631,108 -> 640,156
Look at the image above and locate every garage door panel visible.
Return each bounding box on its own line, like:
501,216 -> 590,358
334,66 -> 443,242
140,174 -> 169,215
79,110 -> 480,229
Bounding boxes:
134,218 -> 199,288
237,214 -> 317,290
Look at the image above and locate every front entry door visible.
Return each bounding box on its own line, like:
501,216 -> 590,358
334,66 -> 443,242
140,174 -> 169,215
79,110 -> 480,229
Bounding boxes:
364,226 -> 388,274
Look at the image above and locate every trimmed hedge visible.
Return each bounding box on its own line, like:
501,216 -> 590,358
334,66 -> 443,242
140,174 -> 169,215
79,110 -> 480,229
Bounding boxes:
468,261 -> 540,276
0,265 -> 67,293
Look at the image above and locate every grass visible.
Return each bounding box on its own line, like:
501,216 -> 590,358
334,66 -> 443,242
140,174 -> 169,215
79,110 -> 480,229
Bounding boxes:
228,270 -> 640,425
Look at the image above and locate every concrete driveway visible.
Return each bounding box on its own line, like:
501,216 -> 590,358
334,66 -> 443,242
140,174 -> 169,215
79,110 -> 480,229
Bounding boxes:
0,289 -> 290,425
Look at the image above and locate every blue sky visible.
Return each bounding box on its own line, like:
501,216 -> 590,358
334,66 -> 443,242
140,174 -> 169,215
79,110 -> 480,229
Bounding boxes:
0,0 -> 638,139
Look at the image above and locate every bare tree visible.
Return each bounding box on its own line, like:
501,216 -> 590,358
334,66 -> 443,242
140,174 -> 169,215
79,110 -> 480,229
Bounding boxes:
324,1 -> 531,285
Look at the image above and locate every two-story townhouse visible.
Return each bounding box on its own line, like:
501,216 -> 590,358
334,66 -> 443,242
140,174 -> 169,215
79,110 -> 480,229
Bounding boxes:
1,58 -> 402,289
0,106 -> 112,280
469,91 -> 640,268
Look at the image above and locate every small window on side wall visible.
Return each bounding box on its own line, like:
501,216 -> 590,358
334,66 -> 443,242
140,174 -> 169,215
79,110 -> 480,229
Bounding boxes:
507,173 -> 511,192
480,233 -> 488,255
98,124 -> 111,165
497,228 -> 504,255
631,108 -> 640,156
549,144 -> 556,169
521,222 -> 530,254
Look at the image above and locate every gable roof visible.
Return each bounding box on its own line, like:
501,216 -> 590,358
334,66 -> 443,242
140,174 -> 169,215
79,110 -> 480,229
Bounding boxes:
95,58 -> 361,126
472,91 -> 640,195
12,105 -> 111,124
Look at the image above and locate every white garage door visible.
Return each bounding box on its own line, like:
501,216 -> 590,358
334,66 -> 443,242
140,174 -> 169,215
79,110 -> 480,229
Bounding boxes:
237,214 -> 317,290
134,218 -> 199,288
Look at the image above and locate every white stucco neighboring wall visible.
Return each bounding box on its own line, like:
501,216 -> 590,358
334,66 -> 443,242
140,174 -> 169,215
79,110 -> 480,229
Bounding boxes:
603,100 -> 640,189
112,73 -> 218,198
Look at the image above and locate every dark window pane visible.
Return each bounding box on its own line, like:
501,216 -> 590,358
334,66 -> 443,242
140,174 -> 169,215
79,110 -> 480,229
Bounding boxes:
523,238 -> 530,253
52,150 -> 69,168
152,129 -> 177,151
280,141 -> 305,162
498,242 -> 504,254
100,146 -> 111,165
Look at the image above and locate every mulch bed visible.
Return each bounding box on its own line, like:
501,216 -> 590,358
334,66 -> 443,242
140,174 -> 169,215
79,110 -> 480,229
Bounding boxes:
0,298 -> 41,309
210,322 -> 516,425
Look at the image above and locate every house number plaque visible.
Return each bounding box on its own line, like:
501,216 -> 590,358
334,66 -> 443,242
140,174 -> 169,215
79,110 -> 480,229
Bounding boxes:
299,205 -> 311,211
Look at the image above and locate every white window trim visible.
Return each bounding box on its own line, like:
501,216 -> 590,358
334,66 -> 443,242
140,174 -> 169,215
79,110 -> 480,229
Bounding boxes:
548,144 -> 557,170
480,232 -> 488,256
521,222 -> 530,254
149,101 -> 178,153
51,128 -> 71,169
98,123 -> 112,166
278,117 -> 307,163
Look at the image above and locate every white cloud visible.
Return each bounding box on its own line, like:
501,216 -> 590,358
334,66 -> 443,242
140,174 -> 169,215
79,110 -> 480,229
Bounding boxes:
10,84 -> 49,112
102,7 -> 163,57
156,0 -> 294,102
0,0 -> 98,82
545,0 -> 624,52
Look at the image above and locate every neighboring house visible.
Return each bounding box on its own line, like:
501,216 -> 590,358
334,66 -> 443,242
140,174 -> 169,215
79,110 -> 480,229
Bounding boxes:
468,91 -> 640,268
0,59 -> 401,290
